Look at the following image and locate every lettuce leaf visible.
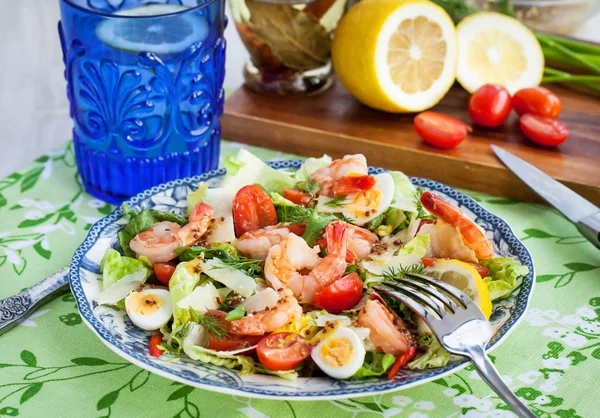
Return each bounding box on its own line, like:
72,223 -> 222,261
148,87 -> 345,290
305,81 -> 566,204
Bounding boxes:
118,203 -> 187,257
350,352 -> 396,379
408,338 -> 450,370
294,155 -> 332,182
480,257 -> 529,301
220,149 -> 296,193
388,171 -> 418,212
363,234 -> 430,282
170,259 -> 202,330
223,155 -> 244,176
275,205 -> 337,246
186,182 -> 208,214
100,248 -> 151,290
270,192 -> 296,207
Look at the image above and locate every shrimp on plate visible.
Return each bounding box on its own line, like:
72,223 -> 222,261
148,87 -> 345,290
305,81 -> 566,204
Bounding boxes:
236,224 -> 306,260
310,154 -> 369,196
357,299 -> 412,356
265,221 -> 348,304
319,222 -> 378,262
229,288 -> 302,336
419,191 -> 494,261
129,203 -> 213,263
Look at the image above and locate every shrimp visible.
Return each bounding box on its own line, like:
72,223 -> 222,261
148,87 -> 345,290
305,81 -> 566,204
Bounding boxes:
236,224 -> 305,260
346,224 -> 378,261
229,289 -> 302,336
129,203 -> 213,263
357,299 -> 411,356
420,191 -> 494,260
265,222 -> 348,304
311,155 -> 368,195
129,221 -> 182,263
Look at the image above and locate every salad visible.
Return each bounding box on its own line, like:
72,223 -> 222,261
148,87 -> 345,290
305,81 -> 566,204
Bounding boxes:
96,150 -> 529,380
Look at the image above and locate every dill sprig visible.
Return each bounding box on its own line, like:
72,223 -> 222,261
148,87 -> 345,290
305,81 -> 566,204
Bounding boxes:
218,257 -> 263,278
324,195 -> 347,208
379,263 -> 426,282
158,323 -> 193,354
296,175 -> 321,196
190,309 -> 230,338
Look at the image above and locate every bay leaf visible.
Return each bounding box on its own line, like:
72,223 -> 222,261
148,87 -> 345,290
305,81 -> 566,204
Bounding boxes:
246,0 -> 331,71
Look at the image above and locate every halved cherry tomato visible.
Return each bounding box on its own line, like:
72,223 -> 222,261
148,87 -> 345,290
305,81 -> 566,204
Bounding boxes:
233,185 -> 278,236
282,188 -> 312,206
468,84 -> 512,128
286,223 -> 307,236
414,112 -> 472,149
149,334 -> 163,357
513,87 -> 562,119
387,345 -> 416,379
422,257 -> 489,278
153,262 -> 177,286
256,333 -> 312,370
205,310 -> 263,352
314,273 -> 364,314
331,175 -> 376,197
519,114 -> 568,147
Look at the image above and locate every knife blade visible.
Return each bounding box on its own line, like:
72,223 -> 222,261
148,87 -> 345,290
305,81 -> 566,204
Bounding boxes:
491,145 -> 600,249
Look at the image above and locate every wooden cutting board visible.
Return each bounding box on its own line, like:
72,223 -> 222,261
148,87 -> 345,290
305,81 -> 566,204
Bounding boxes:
221,81 -> 600,205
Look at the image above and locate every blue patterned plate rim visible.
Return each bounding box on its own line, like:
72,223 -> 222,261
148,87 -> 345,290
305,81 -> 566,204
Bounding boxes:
69,160 -> 535,400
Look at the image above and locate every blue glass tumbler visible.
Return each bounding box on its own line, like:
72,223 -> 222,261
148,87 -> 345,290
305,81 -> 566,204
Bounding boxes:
58,0 -> 226,204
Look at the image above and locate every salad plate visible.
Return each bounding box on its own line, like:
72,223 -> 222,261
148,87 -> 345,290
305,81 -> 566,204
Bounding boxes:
69,158 -> 535,400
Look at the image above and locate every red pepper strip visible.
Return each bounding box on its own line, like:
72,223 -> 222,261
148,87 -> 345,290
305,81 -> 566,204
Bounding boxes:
331,175 -> 376,197
149,334 -> 163,357
387,345 -> 417,379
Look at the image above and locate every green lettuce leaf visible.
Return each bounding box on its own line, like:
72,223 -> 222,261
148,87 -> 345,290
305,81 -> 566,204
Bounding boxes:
350,352 -> 396,379
270,192 -> 296,207
220,149 -> 296,193
480,256 -> 529,301
388,171 -> 418,212
186,182 -> 208,214
170,259 -> 202,330
118,203 -> 188,257
294,155 -> 332,182
100,248 -> 151,290
408,338 -> 450,370
275,205 -> 337,246
223,155 -> 244,176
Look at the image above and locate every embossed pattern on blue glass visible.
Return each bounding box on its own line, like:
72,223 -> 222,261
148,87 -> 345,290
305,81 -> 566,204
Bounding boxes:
70,161 -> 536,400
58,0 -> 226,204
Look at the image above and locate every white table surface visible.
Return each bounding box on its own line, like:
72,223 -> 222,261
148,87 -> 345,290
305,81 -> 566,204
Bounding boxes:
0,2 -> 598,179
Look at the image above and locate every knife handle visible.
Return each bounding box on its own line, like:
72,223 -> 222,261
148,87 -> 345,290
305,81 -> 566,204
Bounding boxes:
576,212 -> 600,250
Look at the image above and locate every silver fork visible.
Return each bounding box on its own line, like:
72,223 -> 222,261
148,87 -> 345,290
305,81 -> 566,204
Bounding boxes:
374,273 -> 536,418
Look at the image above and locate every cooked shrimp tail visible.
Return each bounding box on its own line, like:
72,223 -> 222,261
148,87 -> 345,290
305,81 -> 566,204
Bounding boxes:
175,202 -> 213,246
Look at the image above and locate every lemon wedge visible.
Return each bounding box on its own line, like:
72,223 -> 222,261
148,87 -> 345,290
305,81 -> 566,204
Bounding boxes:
425,259 -> 492,319
455,12 -> 544,94
332,0 -> 457,113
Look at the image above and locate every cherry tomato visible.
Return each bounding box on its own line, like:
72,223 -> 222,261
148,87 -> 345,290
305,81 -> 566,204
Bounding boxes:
205,310 -> 263,352
282,188 -> 312,206
256,333 -> 312,370
331,175 -> 376,197
513,87 -> 562,119
149,334 -> 163,357
422,257 -> 488,278
314,273 -> 364,314
519,114 -> 568,147
387,345 -> 416,379
153,262 -> 177,286
286,223 -> 307,236
468,84 -> 512,128
414,112 -> 472,149
233,185 -> 278,236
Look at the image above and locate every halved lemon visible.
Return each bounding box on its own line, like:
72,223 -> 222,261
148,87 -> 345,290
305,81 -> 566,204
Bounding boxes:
332,0 -> 457,113
425,259 -> 492,319
455,12 -> 544,94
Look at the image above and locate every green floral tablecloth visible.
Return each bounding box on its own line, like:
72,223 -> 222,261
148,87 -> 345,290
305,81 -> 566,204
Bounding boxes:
1,140 -> 599,418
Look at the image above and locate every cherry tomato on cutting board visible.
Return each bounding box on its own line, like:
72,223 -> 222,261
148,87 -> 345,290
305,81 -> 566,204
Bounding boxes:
513,87 -> 562,119
519,114 -> 569,147
414,112 -> 472,149
153,262 -> 177,286
468,84 -> 512,128
314,273 -> 364,314
256,333 -> 312,370
233,185 -> 278,237
205,310 -> 263,352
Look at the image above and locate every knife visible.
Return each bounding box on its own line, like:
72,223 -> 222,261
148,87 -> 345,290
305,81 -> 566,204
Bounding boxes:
492,145 -> 600,249
0,267 -> 70,336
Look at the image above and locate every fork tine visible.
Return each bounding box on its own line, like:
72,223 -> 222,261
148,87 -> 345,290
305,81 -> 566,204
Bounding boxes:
373,285 -> 437,320
405,273 -> 471,309
383,281 -> 447,318
394,277 -> 461,313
